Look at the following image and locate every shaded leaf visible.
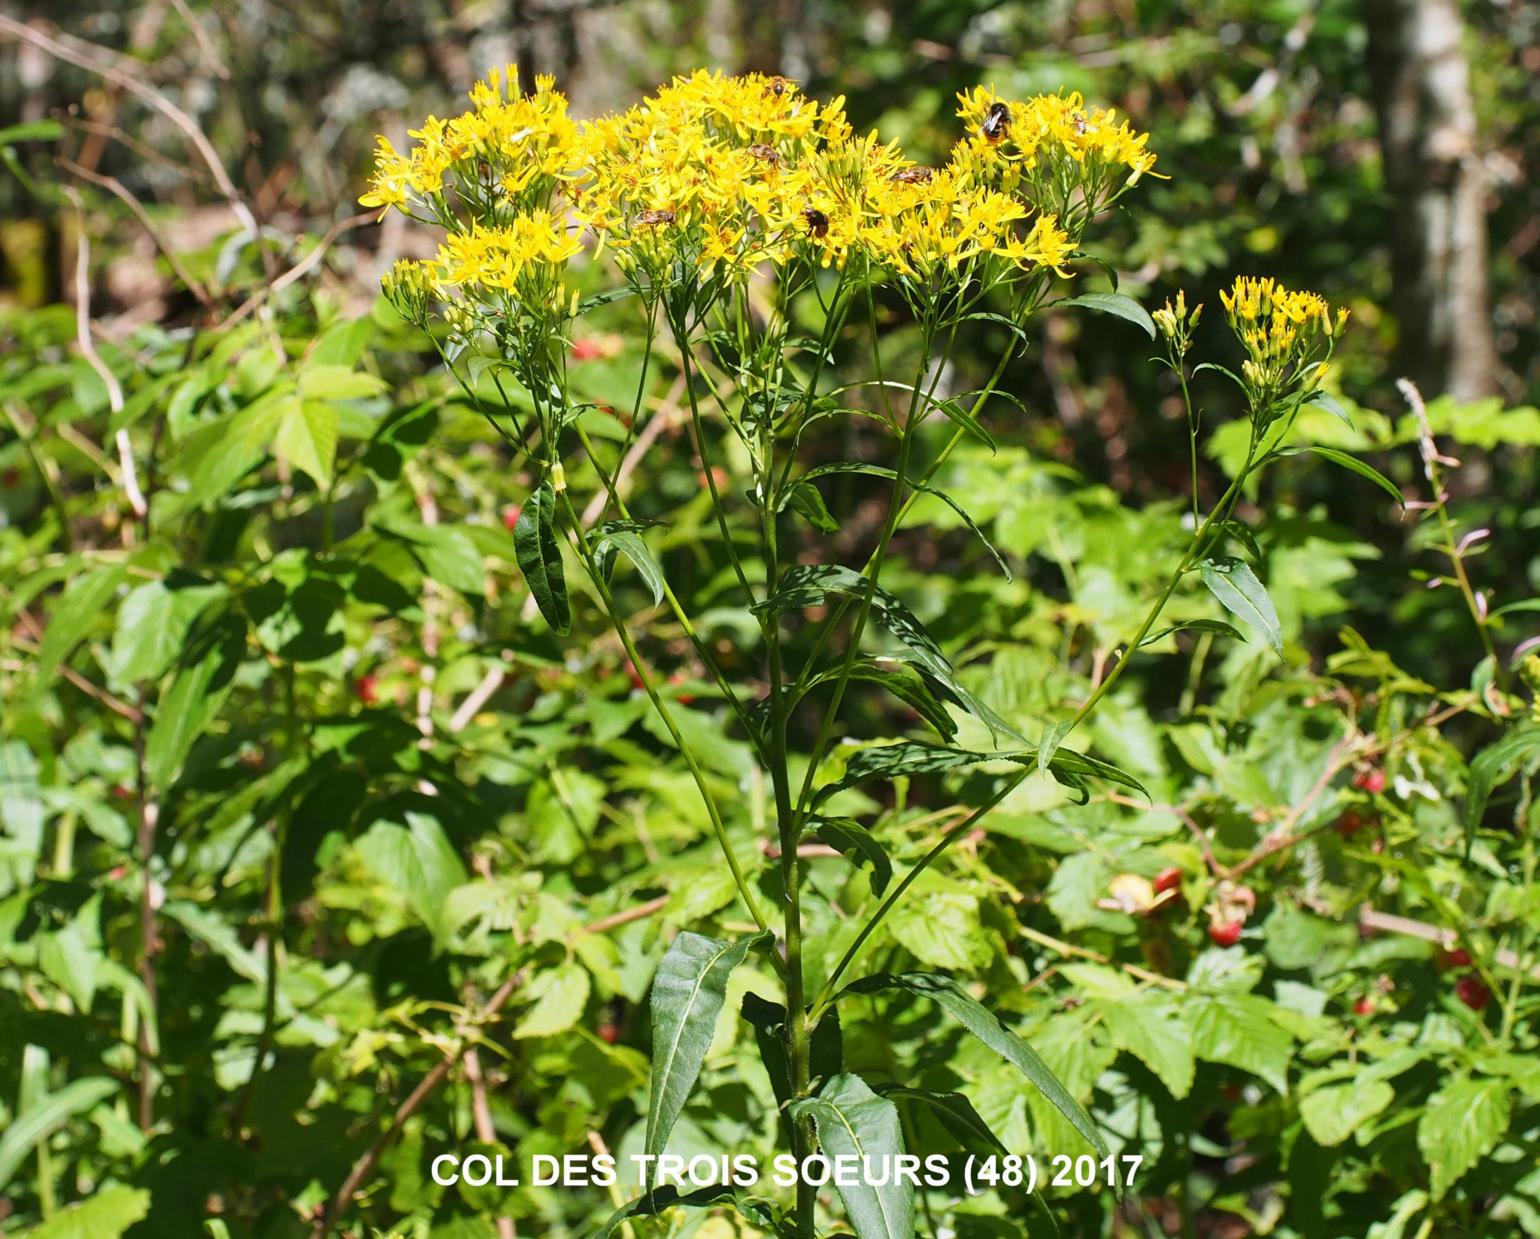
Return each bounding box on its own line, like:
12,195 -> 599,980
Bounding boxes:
515,483 -> 571,634
1057,291 -> 1155,339
808,816 -> 892,896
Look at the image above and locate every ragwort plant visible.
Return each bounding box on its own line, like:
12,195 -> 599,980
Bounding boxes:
365,67 -> 1370,1238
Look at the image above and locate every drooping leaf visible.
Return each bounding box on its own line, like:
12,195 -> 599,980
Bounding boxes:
844,972 -> 1108,1157
514,483 -> 571,633
801,661 -> 958,742
1137,618 -> 1245,648
880,1086 -> 1007,1155
1418,1076 -> 1510,1199
808,816 -> 892,896
1200,557 -> 1283,654
1301,446 -> 1402,504
740,993 -> 843,1112
1057,291 -> 1156,339
593,521 -> 667,605
784,479 -> 840,533
646,931 -> 768,1166
791,1074 -> 913,1239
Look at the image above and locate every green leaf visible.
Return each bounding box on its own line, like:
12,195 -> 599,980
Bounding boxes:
784,479 -> 840,533
1200,557 -> 1283,654
844,973 -> 1108,1157
1057,291 -> 1156,339
880,1086 -> 1007,1155
740,993 -> 844,1113
815,741 -> 1146,807
513,962 -> 591,1039
0,1076 -> 120,1190
806,661 -> 958,742
1303,390 -> 1353,426
514,483 -> 571,634
33,564 -> 127,691
791,1074 -> 913,1239
646,931 -> 768,1165
109,579 -> 225,683
1189,995 -> 1294,1093
274,397 -> 339,488
1302,446 -> 1401,503
754,565 -> 1020,742
593,522 -> 667,605
1138,618 -> 1244,648
0,120 -> 65,145
1098,995 -> 1194,1100
355,812 -> 468,943
1300,1079 -> 1394,1147
808,816 -> 892,896
1418,1076 -> 1510,1199
297,362 -> 386,402
22,1185 -> 151,1239
594,1185 -> 768,1239
1464,726 -> 1540,849
144,613 -> 245,789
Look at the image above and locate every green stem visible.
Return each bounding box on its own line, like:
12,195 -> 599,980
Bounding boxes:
554,486 -> 775,943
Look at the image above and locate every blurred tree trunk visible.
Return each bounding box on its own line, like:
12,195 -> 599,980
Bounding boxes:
1365,0 -> 1498,399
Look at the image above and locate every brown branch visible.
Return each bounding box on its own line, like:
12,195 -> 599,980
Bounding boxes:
59,157 -> 213,304
219,212 -> 376,330
464,1048 -> 517,1239
0,15 -> 259,239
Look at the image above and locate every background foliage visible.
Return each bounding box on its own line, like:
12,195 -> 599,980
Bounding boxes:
2,2 -> 1539,1237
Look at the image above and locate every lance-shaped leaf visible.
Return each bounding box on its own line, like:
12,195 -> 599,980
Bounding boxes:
1056,291 -> 1156,339
1200,557 -> 1282,654
790,1074 -> 914,1239
593,519 -> 667,605
514,482 -> 571,634
880,1086 -> 1008,1156
1463,725 -> 1540,853
0,1075 -> 120,1190
807,816 -> 892,896
1138,618 -> 1245,648
814,740 -> 1145,807
844,973 -> 1108,1159
647,931 -> 769,1167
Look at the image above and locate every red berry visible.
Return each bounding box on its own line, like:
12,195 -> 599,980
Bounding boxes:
1208,920 -> 1243,948
1335,810 -> 1366,838
1443,947 -> 1472,968
1153,867 -> 1183,895
1456,975 -> 1491,1012
1354,997 -> 1373,1016
1353,768 -> 1387,795
596,1021 -> 620,1044
503,504 -> 522,530
570,338 -> 605,362
354,674 -> 379,705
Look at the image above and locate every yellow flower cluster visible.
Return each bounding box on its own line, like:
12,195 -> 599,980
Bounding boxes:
1219,276 -> 1348,393
951,86 -> 1160,216
366,68 -> 1158,320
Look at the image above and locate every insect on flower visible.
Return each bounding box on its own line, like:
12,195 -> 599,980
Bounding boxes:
802,206 -> 830,238
766,75 -> 791,98
981,101 -> 1011,143
890,166 -> 934,184
635,208 -> 677,227
747,143 -> 781,164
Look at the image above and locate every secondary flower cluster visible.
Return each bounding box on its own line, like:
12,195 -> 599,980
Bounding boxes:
1220,275 -> 1348,413
369,67 -> 1158,327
